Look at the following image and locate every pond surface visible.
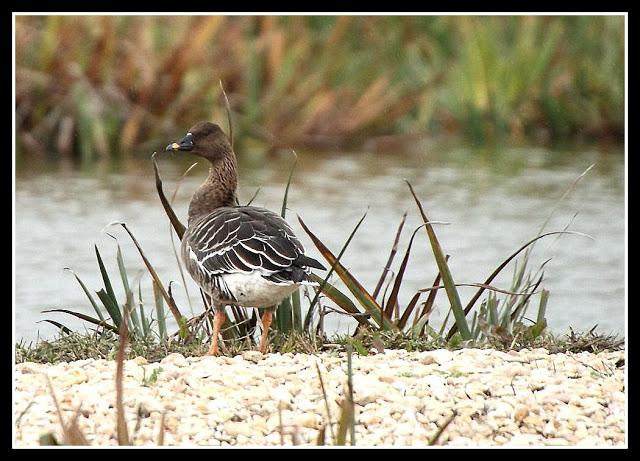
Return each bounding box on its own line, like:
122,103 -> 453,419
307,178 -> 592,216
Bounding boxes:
15,141 -> 626,342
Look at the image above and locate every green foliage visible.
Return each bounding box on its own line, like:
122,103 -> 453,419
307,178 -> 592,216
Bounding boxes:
42,151 -> 599,354
142,367 -> 162,387
16,15 -> 624,164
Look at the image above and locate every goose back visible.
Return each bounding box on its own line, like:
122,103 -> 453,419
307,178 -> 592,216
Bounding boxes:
181,206 -> 323,306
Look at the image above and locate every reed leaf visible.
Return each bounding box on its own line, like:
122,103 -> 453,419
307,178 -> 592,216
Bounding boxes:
138,283 -> 150,338
383,224 -> 425,320
397,292 -> 422,331
64,268 -> 105,322
108,234 -> 142,337
152,153 -> 186,240
38,319 -> 72,335
414,254 -> 449,335
116,222 -> 187,336
298,214 -> 396,331
94,245 -> 121,324
405,180 -> 471,340
42,309 -> 118,334
373,212 -> 407,300
291,289 -> 302,332
152,280 -> 167,341
309,274 -> 373,329
302,211 -> 367,330
446,230 -> 591,340
510,272 -> 544,322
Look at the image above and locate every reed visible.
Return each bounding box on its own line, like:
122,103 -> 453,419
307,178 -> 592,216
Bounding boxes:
16,15 -> 624,164
40,148 -> 595,354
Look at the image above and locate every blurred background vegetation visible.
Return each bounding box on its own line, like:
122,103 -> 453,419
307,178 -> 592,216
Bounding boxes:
15,15 -> 624,163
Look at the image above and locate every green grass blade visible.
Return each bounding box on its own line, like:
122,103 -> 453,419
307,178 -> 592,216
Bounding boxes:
336,346 -> 356,445
414,254 -> 449,335
94,245 -> 118,307
347,346 -> 355,445
291,289 -> 302,332
168,163 -> 199,316
96,288 -> 123,328
309,274 -> 374,329
109,235 -> 142,337
138,282 -> 150,338
117,223 -> 187,335
383,224 -> 425,321
533,163 -> 595,246
510,272 -> 544,322
42,309 -> 118,333
276,296 -> 293,333
245,187 -> 261,206
64,268 -> 105,322
411,314 -> 431,339
302,211 -> 368,330
447,229 -> 591,340
488,295 -> 498,325
372,212 -> 407,300
38,320 -> 72,335
299,214 -> 397,331
406,181 -> 471,340
152,280 -> 167,341
537,289 -> 549,326
438,308 -> 452,337
471,311 -> 481,340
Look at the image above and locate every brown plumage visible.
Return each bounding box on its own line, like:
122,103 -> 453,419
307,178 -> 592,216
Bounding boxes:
166,121 -> 325,355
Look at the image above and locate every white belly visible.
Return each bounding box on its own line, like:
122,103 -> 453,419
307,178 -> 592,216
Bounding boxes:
220,272 -> 300,307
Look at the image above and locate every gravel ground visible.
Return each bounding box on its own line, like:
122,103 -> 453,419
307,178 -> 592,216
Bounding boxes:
14,348 -> 626,447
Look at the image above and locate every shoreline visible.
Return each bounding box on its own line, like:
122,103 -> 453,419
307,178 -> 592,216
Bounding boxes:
14,348 -> 625,447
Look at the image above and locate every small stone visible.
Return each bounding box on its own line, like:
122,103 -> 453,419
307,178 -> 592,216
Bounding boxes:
131,356 -> 147,365
13,348 -> 625,447
160,353 -> 187,367
58,369 -> 87,387
419,355 -> 436,365
223,421 -> 254,437
523,415 -> 544,429
241,351 -> 263,363
545,438 -> 571,446
513,405 -> 529,424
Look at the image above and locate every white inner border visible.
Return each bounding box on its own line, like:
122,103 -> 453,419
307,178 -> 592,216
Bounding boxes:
12,12 -> 628,449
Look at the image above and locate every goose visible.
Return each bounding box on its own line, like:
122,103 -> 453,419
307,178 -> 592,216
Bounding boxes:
166,121 -> 325,355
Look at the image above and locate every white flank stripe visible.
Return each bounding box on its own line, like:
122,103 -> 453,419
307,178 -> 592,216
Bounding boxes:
259,248 -> 292,268
262,238 -> 296,260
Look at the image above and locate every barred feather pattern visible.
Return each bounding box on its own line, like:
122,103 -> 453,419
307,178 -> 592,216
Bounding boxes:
181,206 -> 322,307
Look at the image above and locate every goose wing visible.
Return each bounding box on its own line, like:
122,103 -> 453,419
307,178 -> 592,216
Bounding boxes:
182,206 -> 321,284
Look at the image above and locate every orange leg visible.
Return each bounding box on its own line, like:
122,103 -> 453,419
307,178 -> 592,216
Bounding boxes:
207,310 -> 226,356
258,309 -> 274,354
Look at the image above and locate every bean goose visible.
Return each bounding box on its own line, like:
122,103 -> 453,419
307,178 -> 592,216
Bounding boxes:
166,121 -> 325,355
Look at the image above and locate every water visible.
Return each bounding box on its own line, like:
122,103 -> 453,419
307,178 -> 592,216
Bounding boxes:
14,142 -> 626,342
